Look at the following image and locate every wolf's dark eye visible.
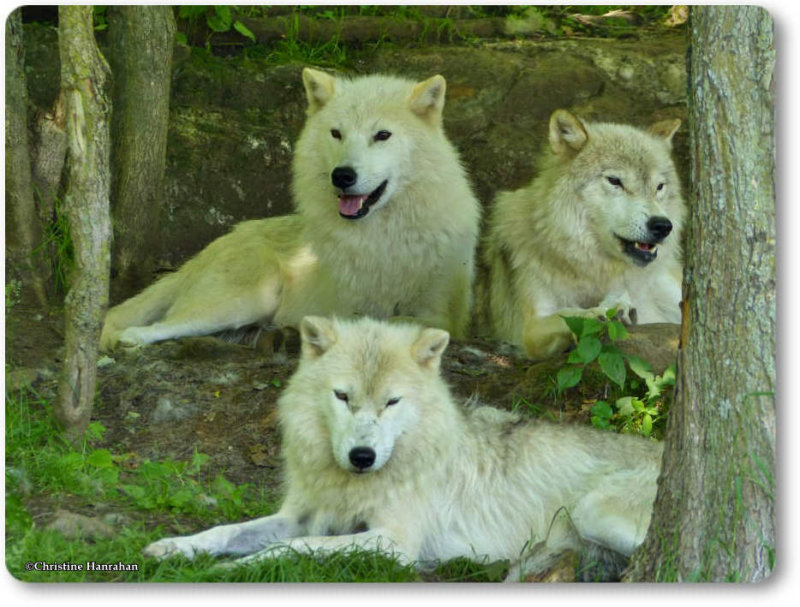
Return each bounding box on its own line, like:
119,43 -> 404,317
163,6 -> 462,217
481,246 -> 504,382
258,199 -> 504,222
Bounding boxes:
333,390 -> 348,402
656,183 -> 665,192
331,129 -> 342,140
386,397 -> 400,407
606,176 -> 623,188
374,130 -> 392,142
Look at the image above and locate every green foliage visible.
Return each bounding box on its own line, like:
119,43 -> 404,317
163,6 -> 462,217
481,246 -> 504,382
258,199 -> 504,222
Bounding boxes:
176,5 -> 256,48
92,6 -> 108,31
558,309 -> 675,438
265,12 -> 349,67
5,386 -> 274,581
5,278 -> 22,309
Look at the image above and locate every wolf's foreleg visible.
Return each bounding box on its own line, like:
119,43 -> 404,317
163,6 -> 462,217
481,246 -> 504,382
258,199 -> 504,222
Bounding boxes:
522,292 -> 637,359
142,514 -> 303,560
226,528 -> 414,568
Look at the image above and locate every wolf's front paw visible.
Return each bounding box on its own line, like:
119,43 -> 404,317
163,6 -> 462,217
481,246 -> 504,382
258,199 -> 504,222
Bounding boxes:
604,304 -> 638,325
596,295 -> 637,325
116,327 -> 149,348
142,537 -> 202,560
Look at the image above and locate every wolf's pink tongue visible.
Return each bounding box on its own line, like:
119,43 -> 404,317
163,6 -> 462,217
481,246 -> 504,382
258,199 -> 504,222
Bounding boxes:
339,194 -> 368,216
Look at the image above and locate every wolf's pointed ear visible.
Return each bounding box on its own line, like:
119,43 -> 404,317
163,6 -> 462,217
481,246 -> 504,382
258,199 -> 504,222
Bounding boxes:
411,327 -> 450,371
549,109 -> 588,154
649,119 -> 681,147
300,316 -> 338,358
302,68 -> 336,114
409,75 -> 446,123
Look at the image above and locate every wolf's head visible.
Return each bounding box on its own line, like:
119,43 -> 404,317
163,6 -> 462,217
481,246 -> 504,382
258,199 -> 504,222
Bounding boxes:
548,109 -> 685,268
292,68 -> 449,221
278,316 -> 451,475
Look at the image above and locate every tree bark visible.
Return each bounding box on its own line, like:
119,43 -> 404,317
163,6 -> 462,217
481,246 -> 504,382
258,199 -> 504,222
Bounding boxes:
30,90 -> 68,245
54,6 -> 112,440
625,6 -> 776,582
106,6 -> 176,299
5,8 -> 49,308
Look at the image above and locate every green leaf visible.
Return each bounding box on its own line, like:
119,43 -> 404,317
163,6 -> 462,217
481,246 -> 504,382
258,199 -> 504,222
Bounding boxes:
169,489 -> 194,509
86,449 -> 114,469
642,413 -> 653,436
212,474 -> 236,497
605,307 -> 619,320
561,316 -> 585,338
591,415 -> 612,430
580,317 -> 605,337
85,421 -> 107,442
179,6 -> 208,20
120,484 -> 147,501
599,351 -> 626,388
591,400 -> 614,420
607,320 -> 629,342
213,5 -> 233,27
190,451 -> 210,474
176,32 -> 188,46
233,20 -> 256,42
627,355 -> 653,380
576,335 -> 602,363
206,15 -> 231,32
557,366 -> 583,392
95,467 -> 119,485
615,396 -> 635,417
567,348 -> 583,364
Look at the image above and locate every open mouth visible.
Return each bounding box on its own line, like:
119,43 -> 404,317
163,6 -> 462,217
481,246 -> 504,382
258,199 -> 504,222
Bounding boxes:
338,180 -> 388,220
617,235 -> 659,266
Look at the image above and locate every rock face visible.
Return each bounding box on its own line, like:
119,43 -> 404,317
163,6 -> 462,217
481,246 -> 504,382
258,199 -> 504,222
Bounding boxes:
20,24 -> 688,283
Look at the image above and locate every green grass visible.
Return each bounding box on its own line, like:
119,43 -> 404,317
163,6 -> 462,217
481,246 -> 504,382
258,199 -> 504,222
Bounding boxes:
5,385 -> 508,582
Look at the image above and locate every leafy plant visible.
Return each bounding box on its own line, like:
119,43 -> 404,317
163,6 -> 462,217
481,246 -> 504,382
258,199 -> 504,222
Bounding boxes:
556,310 -> 631,392
557,309 -> 675,437
590,365 -> 675,436
32,196 -> 74,296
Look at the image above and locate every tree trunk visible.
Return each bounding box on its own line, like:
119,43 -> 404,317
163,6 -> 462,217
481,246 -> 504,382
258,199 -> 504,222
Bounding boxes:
54,6 -> 112,440
106,6 -> 176,300
625,6 -> 776,582
5,8 -> 49,308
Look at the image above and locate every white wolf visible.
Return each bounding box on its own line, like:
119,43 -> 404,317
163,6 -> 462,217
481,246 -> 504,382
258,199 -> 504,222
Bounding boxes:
100,69 -> 480,350
143,316 -> 662,581
477,109 -> 685,359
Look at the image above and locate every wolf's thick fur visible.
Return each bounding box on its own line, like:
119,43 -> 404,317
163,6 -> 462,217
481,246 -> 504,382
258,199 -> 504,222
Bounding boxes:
477,109 -> 685,359
100,69 -> 480,350
143,317 -> 662,580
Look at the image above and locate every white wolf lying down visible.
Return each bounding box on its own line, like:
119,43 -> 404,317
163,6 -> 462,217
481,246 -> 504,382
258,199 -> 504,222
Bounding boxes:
143,316 -> 662,580
478,109 -> 685,359
100,68 -> 480,350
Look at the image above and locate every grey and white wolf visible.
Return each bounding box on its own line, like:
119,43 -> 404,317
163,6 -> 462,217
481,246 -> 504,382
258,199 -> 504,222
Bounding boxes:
477,109 -> 685,359
100,69 -> 481,350
143,316 -> 662,581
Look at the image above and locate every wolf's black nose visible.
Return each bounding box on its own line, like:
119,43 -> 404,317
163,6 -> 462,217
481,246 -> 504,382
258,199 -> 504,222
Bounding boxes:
332,166 -> 357,189
349,447 -> 376,470
647,216 -> 673,241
